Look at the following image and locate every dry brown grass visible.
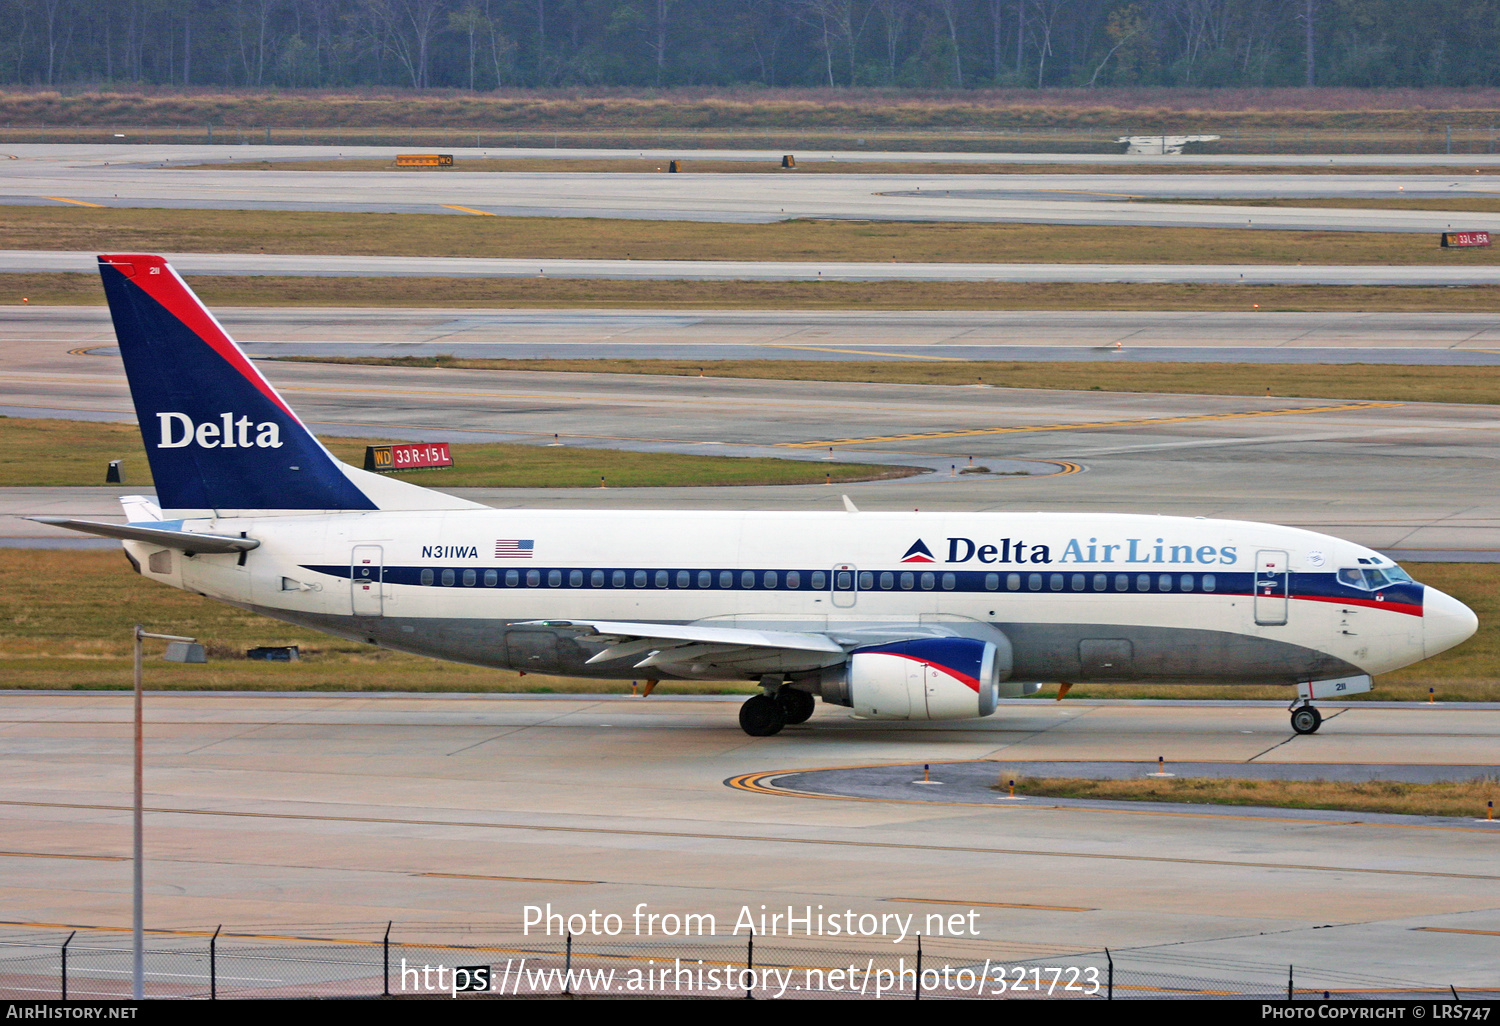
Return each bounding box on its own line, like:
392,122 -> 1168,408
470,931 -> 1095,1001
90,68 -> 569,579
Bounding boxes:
284,357 -> 1500,406
7,205 -> 1498,265
1000,776 -> 1499,818
10,273 -> 1500,312
0,416 -> 903,488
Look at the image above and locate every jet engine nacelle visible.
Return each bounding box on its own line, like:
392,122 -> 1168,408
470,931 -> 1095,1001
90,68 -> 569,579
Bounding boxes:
822,636 -> 1011,721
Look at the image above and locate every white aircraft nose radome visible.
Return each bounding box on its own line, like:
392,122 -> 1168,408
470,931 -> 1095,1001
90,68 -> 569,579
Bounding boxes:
1424,587 -> 1479,659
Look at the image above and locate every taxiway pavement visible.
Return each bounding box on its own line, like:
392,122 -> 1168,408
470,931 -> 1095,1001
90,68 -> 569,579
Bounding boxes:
2,692 -> 1496,989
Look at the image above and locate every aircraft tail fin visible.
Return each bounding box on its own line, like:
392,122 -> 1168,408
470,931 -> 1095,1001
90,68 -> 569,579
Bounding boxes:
97,254 -> 480,515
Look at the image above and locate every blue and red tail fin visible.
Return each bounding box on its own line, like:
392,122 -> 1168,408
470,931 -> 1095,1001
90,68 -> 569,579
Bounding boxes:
99,254 -> 483,515
99,254 -> 378,513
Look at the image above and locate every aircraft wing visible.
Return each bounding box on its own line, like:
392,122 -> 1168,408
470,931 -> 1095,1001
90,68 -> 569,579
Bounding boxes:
519,619 -> 846,674
26,517 -> 260,555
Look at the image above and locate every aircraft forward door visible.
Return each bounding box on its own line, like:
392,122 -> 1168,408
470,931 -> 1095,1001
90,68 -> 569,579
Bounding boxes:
351,545 -> 383,616
1254,549 -> 1289,626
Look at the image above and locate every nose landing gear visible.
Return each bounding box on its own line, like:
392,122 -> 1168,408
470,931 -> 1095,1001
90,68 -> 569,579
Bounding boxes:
1290,702 -> 1323,735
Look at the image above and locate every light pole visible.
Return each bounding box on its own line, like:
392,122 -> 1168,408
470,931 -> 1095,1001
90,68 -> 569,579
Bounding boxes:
131,625 -> 204,1001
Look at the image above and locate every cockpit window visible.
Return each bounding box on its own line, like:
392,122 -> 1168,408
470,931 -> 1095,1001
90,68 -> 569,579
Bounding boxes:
1339,565 -> 1413,590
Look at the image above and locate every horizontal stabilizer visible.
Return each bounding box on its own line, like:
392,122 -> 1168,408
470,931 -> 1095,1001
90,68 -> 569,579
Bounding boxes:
27,517 -> 260,554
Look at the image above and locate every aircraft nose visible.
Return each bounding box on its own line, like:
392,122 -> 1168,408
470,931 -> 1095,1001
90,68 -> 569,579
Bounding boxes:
1424,587 -> 1478,659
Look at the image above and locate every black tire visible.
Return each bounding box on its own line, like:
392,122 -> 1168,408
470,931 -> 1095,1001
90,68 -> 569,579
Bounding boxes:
1291,705 -> 1322,735
739,694 -> 786,737
776,688 -> 816,725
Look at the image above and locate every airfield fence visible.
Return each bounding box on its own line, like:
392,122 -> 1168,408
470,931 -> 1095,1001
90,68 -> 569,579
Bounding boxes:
0,925 -> 1493,1001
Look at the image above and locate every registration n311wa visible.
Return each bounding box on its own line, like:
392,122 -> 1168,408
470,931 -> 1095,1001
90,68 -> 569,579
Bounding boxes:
37,255 -> 1478,737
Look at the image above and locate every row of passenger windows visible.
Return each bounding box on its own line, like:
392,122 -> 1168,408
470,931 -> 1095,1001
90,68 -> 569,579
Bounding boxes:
414,567 -> 1216,593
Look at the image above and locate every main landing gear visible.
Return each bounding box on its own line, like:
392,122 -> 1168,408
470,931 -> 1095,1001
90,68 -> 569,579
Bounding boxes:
1290,701 -> 1323,735
738,684 -> 817,737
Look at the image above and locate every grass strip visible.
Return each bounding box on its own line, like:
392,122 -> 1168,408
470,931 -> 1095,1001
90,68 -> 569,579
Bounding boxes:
5,206 -> 1499,265
0,417 -> 907,488
9,273 -> 1500,312
0,552 -> 1492,697
277,357 -> 1500,406
178,157 -> 1500,177
999,776 -> 1499,819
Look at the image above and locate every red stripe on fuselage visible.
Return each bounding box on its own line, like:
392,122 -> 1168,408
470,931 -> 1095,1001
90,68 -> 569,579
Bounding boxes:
99,254 -> 298,420
1295,593 -> 1423,617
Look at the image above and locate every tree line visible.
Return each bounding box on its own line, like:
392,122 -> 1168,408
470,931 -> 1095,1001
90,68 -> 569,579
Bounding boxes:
5,0 -> 1498,93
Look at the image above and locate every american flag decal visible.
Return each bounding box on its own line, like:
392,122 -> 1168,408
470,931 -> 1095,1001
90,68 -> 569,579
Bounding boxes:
494,539 -> 534,559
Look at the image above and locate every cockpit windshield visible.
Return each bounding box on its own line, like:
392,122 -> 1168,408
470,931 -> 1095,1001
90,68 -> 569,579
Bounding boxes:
1338,564 -> 1415,590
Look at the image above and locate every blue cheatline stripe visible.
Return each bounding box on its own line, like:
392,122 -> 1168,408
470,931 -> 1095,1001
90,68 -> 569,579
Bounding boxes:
297,564 -> 1425,611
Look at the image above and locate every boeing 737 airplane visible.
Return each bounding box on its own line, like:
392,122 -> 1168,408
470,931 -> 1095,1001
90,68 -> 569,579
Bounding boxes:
35,255 -> 1478,737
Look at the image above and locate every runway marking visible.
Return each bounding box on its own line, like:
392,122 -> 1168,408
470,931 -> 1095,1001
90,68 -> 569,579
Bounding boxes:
886,897 -> 1094,912
419,871 -> 597,885
779,401 -> 1403,448
0,850 -> 124,861
726,769 -> 1497,840
3,798 -> 1493,880
67,347 -> 110,357
765,344 -> 970,362
1412,927 -> 1500,937
441,204 -> 497,216
41,196 -> 106,208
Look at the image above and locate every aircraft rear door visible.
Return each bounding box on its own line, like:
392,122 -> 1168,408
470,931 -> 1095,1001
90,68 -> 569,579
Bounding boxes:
351,545 -> 383,616
1254,549 -> 1289,626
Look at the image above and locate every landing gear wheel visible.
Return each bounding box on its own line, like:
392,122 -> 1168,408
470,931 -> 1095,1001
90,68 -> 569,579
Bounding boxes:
776,688 -> 816,725
1290,705 -> 1323,735
739,694 -> 786,737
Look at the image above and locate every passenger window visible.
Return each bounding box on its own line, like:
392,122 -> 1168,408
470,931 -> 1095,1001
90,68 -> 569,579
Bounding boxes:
676,570 -> 689,588
612,570 -> 626,588
811,571 -> 827,589
1028,574 -> 1042,591
920,572 -> 935,590
1158,574 -> 1172,592
1115,574 -> 1128,591
742,570 -> 756,589
526,570 -> 540,587
1136,574 -> 1150,591
835,571 -> 853,590
720,570 -> 734,589
859,571 -> 874,590
592,570 -> 604,587
506,570 -> 519,587
420,569 -> 434,586
570,570 -> 584,587
880,572 -> 894,590
900,572 -> 914,590
1203,574 -> 1216,592
1093,574 -> 1107,591
786,570 -> 801,589
441,569 -> 455,587
1180,574 -> 1194,592
1049,574 -> 1063,591
656,570 -> 669,588
1007,573 -> 1021,591
764,571 -> 778,589
941,573 -> 956,590
985,573 -> 999,591
699,570 -> 712,588
549,570 -> 563,587
462,569 -> 477,587
1070,574 -> 1084,592
634,570 -> 647,588
484,570 -> 497,587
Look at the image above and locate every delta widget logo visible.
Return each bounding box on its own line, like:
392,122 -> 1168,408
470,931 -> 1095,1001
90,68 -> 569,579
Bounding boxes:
901,539 -> 935,563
